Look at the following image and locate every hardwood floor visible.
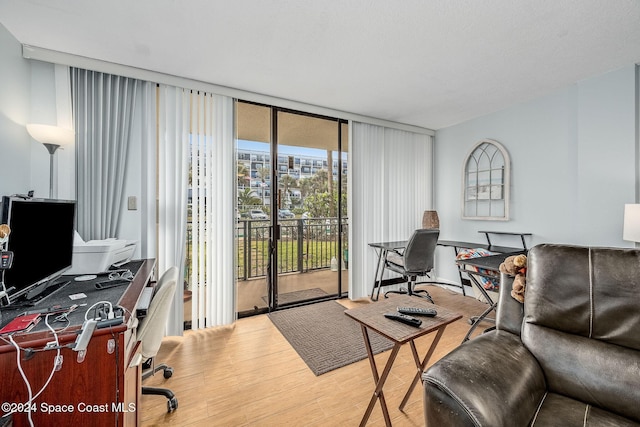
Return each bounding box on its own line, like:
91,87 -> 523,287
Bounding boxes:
236,269 -> 350,314
141,285 -> 492,426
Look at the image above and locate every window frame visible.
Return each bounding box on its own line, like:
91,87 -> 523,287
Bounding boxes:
461,139 -> 510,221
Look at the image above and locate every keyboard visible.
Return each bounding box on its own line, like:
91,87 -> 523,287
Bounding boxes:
136,287 -> 153,317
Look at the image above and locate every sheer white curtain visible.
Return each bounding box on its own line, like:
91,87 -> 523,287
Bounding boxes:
152,86 -> 235,335
156,85 -> 190,336
188,91 -> 235,329
349,122 -> 433,299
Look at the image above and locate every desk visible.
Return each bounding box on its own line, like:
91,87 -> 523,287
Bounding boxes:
0,259 -> 155,427
345,294 -> 461,427
368,241 -> 413,301
369,235 -> 526,301
456,252 -> 525,341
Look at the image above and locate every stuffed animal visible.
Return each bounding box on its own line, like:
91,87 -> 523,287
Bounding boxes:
0,224 -> 9,249
499,254 -> 527,303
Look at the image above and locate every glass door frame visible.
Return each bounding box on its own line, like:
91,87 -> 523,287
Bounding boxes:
235,100 -> 348,317
268,106 -> 348,310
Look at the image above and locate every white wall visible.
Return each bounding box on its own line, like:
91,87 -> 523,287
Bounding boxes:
434,65 -> 638,285
0,24 -> 142,258
0,24 -> 73,201
0,24 -> 31,197
28,60 -> 59,199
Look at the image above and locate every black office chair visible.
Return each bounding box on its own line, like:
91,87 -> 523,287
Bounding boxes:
384,228 -> 442,303
131,266 -> 179,412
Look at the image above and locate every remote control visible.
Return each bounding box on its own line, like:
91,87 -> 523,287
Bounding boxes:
397,307 -> 437,317
384,312 -> 422,327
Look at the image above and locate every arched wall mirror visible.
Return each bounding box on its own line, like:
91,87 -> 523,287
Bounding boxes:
462,139 -> 510,220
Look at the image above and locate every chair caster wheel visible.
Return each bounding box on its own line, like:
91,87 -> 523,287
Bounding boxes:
167,397 -> 178,412
163,367 -> 173,379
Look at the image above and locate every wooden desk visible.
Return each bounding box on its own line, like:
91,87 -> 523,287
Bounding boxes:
0,259 -> 155,427
345,294 -> 461,427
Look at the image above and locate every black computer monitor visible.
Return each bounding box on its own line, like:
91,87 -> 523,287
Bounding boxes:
1,196 -> 76,303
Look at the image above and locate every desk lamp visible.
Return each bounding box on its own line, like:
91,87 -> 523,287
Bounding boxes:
623,204 -> 640,247
26,124 -> 75,198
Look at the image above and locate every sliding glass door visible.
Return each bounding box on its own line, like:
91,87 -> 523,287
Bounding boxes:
235,101 -> 348,316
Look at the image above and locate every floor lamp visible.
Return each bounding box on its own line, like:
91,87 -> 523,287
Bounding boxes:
26,124 -> 75,198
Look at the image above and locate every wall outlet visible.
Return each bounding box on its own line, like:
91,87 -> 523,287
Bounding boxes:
127,196 -> 137,210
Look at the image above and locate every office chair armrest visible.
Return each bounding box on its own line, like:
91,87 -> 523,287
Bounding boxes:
423,331 -> 546,427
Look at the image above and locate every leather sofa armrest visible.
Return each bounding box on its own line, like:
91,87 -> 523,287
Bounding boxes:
495,273 -> 524,335
423,331 -> 546,427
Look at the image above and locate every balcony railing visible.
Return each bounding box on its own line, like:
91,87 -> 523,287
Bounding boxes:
185,217 -> 348,282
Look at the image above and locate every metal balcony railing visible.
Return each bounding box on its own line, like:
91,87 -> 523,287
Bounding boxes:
186,217 -> 348,282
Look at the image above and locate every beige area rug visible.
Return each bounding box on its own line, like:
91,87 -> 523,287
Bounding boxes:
268,300 -> 394,375
268,285 -> 491,376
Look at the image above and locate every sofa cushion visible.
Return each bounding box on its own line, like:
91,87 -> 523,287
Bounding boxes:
523,244 -> 640,423
525,244 -> 640,348
523,324 -> 640,423
532,393 -> 640,427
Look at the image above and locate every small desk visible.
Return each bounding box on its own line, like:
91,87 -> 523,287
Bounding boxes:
0,259 -> 155,427
456,251 -> 525,341
345,294 -> 462,427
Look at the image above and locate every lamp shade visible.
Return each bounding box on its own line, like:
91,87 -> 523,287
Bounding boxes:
623,204 -> 640,242
422,210 -> 440,229
26,124 -> 75,146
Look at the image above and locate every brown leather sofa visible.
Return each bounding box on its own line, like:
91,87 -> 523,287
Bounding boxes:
423,244 -> 640,426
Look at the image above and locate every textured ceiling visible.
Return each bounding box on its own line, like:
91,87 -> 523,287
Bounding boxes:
1,0 -> 640,130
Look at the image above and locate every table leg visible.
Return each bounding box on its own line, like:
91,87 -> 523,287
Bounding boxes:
462,272 -> 498,342
463,302 -> 496,342
399,326 -> 446,411
466,271 -> 496,308
370,248 -> 387,301
360,324 -> 400,427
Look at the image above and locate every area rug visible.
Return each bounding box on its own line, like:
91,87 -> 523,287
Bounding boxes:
261,287 -> 328,305
268,300 -> 393,375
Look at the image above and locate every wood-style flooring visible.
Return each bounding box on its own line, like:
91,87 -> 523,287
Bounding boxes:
141,285 -> 492,426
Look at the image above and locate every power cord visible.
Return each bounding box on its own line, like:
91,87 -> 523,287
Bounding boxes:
84,301 -> 115,321
7,314 -> 62,427
8,335 -> 33,426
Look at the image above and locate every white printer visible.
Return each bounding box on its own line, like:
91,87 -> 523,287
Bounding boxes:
68,231 -> 137,275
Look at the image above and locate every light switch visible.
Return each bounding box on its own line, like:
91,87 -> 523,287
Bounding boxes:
128,196 -> 137,210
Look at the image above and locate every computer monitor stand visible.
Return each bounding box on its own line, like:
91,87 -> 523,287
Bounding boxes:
24,278 -> 71,305
2,277 -> 71,309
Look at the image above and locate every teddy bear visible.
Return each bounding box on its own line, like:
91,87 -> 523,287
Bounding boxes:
499,253 -> 527,303
0,224 -> 10,248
